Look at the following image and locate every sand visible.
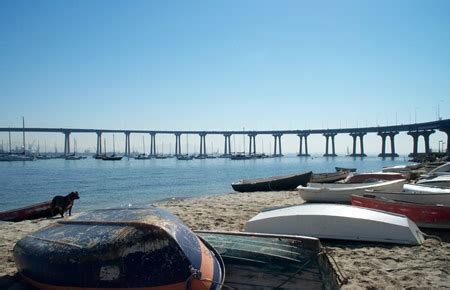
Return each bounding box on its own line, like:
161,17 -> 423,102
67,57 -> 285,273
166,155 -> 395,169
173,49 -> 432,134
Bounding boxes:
1,191 -> 449,289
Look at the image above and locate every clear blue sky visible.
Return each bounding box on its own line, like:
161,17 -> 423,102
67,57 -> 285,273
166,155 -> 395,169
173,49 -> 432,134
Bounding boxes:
0,0 -> 449,154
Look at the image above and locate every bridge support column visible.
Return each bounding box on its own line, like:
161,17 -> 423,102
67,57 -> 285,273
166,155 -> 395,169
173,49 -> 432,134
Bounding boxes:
124,132 -> 131,157
64,131 -> 71,156
388,132 -> 399,157
248,134 -> 257,155
175,133 -> 181,156
422,130 -> 435,154
149,133 -> 156,157
407,131 -> 420,157
297,133 -> 310,156
96,132 -> 102,155
223,134 -> 231,156
323,133 -> 337,157
199,133 -> 207,156
272,134 -> 283,157
349,132 -> 367,157
440,128 -> 450,153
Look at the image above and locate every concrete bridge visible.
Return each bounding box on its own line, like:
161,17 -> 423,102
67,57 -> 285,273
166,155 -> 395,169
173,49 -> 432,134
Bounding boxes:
1,119 -> 449,157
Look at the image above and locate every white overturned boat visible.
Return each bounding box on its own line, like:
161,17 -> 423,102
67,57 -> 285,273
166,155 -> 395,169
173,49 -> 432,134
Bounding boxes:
425,162 -> 450,176
416,175 -> 450,187
404,183 -> 450,194
245,204 -> 424,245
297,179 -> 406,203
382,163 -> 421,173
364,189 -> 450,206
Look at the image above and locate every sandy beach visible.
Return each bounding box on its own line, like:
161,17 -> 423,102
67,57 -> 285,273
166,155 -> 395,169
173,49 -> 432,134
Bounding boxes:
1,190 -> 449,289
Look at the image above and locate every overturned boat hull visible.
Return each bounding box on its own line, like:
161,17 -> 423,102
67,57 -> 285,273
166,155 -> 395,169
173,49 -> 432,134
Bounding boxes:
232,171 -> 312,192
245,204 -> 424,245
0,201 -> 53,222
14,207 -> 224,290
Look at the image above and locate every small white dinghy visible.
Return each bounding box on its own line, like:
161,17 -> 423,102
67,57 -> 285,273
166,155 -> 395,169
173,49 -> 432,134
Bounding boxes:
404,183 -> 450,194
416,175 -> 450,188
245,204 -> 424,245
297,179 -> 406,203
425,162 -> 450,177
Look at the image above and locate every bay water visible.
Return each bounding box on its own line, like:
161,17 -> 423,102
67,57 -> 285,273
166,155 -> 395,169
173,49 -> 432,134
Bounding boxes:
0,155 -> 412,212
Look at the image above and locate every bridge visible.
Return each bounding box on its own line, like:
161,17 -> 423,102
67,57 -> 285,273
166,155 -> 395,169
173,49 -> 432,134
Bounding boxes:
1,119 -> 449,157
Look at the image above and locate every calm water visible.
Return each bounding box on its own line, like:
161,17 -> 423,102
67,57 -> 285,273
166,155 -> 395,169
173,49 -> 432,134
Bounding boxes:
0,155 -> 412,212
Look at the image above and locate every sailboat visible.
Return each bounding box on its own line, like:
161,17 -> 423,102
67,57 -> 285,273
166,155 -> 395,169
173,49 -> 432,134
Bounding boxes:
155,142 -> 168,159
0,118 -> 34,161
102,134 -> 123,161
135,136 -> 150,159
177,135 -> 193,160
65,139 -> 82,160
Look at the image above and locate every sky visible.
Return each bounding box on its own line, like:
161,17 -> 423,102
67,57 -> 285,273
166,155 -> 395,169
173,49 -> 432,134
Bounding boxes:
0,0 -> 449,154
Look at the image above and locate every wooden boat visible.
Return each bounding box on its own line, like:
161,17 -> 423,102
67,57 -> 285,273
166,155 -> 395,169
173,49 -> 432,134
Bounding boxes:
351,194 -> 450,229
197,231 -> 341,289
335,166 -> 356,172
0,201 -> 53,222
310,171 -> 349,183
298,179 -> 406,203
14,206 -> 224,290
344,172 -> 407,183
382,163 -> 422,173
404,183 -> 450,194
416,175 -> 450,187
363,189 -> 450,206
231,171 -> 312,192
245,204 -> 424,245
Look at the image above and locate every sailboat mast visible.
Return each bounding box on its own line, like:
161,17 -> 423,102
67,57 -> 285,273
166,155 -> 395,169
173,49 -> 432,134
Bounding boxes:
186,134 -> 189,155
22,116 -> 25,154
113,134 -> 116,154
9,131 -> 12,154
142,136 -> 145,154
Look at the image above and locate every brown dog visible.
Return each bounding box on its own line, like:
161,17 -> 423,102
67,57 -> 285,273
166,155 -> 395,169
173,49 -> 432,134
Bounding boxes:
51,191 -> 80,217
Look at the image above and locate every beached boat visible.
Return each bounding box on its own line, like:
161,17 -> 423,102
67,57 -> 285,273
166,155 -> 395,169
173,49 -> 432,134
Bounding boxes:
297,179 -> 406,203
344,172 -> 407,183
0,201 -> 53,222
351,194 -> 450,229
310,171 -> 349,183
335,167 -> 356,172
14,206 -> 224,290
416,175 -> 450,187
232,171 -> 312,192
382,163 -> 422,173
197,231 -> 341,289
245,204 -> 424,245
363,189 -> 450,206
424,162 -> 450,176
404,183 -> 450,194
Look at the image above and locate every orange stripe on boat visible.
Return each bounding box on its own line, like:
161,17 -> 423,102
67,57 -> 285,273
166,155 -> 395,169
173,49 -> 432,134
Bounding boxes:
20,273 -> 188,290
190,236 -> 216,290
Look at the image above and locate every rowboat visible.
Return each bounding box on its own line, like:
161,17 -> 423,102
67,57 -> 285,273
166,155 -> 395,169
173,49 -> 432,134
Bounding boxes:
245,204 -> 424,245
344,172 -> 407,183
404,183 -> 450,194
416,175 -> 450,187
14,206 -> 224,290
231,171 -> 312,192
351,194 -> 450,229
0,201 -> 53,222
297,179 -> 407,203
382,163 -> 422,173
335,167 -> 356,172
363,189 -> 450,206
424,162 -> 450,176
197,231 -> 341,289
310,171 -> 349,183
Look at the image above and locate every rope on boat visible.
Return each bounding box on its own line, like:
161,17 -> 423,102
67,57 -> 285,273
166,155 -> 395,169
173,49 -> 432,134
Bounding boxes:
274,255 -> 314,289
323,248 -> 349,286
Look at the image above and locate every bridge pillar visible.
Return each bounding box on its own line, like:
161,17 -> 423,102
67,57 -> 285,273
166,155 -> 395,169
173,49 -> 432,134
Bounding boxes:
422,130 -> 435,154
248,134 -> 257,155
407,131 -> 420,157
272,134 -> 283,157
96,132 -> 102,155
378,131 -> 399,158
149,133 -> 156,157
297,133 -> 310,156
63,131 -> 71,156
223,134 -> 231,156
323,133 -> 337,157
388,132 -> 399,157
175,133 -> 181,156
124,132 -> 131,156
349,132 -> 367,157
439,128 -> 450,153
378,132 -> 387,157
199,133 -> 207,156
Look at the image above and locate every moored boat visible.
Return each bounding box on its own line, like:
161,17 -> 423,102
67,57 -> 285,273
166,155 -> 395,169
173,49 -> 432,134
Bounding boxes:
344,172 -> 408,183
310,171 -> 349,183
335,167 -> 356,172
351,194 -> 450,229
197,231 -> 341,289
0,201 -> 53,222
297,179 -> 407,203
232,171 -> 312,192
245,203 -> 424,245
14,206 -> 224,290
102,154 -> 123,161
